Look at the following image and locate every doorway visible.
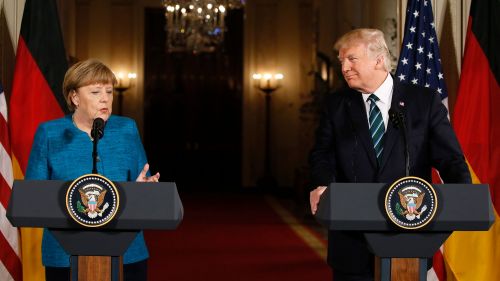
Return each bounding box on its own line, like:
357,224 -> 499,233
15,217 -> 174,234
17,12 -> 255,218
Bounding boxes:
143,8 -> 243,189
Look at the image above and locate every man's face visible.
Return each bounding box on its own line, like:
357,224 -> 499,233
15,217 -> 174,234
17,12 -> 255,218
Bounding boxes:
338,43 -> 379,93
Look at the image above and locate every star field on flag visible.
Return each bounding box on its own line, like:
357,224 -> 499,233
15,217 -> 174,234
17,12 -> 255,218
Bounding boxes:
395,0 -> 448,101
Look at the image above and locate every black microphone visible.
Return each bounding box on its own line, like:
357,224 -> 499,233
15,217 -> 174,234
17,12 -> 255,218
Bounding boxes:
91,118 -> 105,174
91,117 -> 105,140
389,108 -> 410,176
389,109 -> 401,128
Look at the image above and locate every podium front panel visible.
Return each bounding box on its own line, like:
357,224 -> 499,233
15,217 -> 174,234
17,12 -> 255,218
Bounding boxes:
7,180 -> 183,230
315,183 -> 494,231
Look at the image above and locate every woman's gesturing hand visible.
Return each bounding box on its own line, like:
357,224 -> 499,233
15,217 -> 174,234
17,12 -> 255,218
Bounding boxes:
136,163 -> 160,182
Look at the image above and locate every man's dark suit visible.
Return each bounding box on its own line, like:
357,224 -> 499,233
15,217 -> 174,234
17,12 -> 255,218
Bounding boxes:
309,79 -> 471,276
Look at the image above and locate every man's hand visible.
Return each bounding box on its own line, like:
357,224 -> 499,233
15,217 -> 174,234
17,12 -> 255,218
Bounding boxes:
310,186 -> 327,215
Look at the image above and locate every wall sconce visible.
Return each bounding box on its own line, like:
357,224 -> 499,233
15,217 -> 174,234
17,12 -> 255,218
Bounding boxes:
114,72 -> 137,115
252,72 -> 284,188
252,73 -> 284,94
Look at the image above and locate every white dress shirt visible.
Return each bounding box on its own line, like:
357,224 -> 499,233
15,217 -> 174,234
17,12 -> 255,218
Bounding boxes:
361,74 -> 394,130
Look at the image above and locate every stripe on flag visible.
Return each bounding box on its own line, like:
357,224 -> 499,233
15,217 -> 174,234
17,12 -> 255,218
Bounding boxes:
445,0 -> 500,280
0,83 -> 22,281
9,1 -> 69,280
395,0 -> 449,280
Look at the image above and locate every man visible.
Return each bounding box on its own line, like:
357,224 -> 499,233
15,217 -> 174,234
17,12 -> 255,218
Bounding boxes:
309,28 -> 471,281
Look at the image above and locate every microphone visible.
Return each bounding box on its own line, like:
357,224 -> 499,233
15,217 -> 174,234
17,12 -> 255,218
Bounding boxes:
389,109 -> 402,128
91,118 -> 105,174
389,108 -> 410,176
91,117 -> 105,140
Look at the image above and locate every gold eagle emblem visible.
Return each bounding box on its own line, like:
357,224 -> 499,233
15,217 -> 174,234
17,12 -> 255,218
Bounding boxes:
397,186 -> 428,221
398,191 -> 424,215
385,176 -> 438,229
78,184 -> 109,218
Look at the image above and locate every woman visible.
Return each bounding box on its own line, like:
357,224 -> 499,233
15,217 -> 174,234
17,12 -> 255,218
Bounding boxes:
25,59 -> 159,281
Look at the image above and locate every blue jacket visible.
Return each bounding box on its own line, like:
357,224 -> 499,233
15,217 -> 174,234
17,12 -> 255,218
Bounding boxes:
26,114 -> 149,267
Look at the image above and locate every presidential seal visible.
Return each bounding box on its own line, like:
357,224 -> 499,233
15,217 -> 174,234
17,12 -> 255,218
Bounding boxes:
385,176 -> 438,230
66,174 -> 120,227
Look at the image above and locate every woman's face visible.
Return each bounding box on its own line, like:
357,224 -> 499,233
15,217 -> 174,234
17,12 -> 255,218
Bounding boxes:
72,82 -> 113,122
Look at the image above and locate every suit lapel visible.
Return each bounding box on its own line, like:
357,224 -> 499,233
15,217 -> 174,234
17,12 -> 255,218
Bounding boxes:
346,91 -> 378,168
379,83 -> 405,171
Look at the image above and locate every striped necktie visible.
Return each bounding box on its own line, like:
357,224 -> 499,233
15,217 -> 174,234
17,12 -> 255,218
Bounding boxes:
367,94 -> 385,163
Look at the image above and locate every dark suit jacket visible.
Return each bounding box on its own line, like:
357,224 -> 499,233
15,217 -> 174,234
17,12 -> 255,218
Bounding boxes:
309,79 -> 471,273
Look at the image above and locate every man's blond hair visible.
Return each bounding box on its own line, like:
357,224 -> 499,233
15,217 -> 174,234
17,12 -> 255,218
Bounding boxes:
334,28 -> 392,72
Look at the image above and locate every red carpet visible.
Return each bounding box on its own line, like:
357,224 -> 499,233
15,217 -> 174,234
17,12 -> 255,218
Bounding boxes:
145,191 -> 331,281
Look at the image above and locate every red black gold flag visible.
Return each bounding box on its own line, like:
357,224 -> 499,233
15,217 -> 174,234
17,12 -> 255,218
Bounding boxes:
445,0 -> 500,280
9,0 -> 68,279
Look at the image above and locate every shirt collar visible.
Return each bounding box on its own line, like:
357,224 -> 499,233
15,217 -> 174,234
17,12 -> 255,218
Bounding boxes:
361,74 -> 393,105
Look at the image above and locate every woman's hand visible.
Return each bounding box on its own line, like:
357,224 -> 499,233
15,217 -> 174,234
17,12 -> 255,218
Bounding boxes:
136,163 -> 160,182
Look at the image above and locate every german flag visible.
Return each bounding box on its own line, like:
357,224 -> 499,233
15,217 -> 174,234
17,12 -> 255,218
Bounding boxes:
444,0 -> 500,280
9,0 -> 68,279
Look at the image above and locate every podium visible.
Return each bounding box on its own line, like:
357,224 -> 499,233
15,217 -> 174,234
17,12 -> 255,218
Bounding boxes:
315,182 -> 495,281
7,179 -> 183,281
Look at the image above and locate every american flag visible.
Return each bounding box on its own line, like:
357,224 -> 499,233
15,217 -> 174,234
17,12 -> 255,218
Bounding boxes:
0,82 -> 22,280
395,1 -> 448,280
395,0 -> 449,107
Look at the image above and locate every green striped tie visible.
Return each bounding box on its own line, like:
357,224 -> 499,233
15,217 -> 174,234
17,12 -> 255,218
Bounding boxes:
368,94 -> 385,163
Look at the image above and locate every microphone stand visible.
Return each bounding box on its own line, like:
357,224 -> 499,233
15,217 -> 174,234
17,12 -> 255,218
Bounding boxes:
90,118 -> 104,174
399,112 -> 410,177
92,137 -> 99,174
390,109 -> 410,177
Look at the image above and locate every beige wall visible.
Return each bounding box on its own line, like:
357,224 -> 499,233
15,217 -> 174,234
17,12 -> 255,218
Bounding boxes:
68,0 -> 145,134
0,0 -> 24,51
243,0 -> 312,188
0,0 -> 23,91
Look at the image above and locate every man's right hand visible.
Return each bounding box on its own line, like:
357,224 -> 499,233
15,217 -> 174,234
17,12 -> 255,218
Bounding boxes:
310,186 -> 327,215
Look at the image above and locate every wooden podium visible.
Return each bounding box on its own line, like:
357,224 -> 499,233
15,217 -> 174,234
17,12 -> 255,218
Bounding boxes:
315,182 -> 495,281
7,180 -> 184,281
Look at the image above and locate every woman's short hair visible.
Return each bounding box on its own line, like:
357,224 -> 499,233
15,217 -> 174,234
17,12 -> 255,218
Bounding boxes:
63,59 -> 117,111
334,28 -> 392,72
